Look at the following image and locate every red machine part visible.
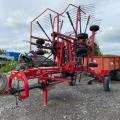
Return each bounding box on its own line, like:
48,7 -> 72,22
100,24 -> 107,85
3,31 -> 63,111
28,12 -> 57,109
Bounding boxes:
8,67 -> 77,106
8,4 -> 102,106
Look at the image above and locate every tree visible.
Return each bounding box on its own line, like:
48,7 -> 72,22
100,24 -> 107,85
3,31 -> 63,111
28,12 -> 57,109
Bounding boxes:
0,49 -> 6,55
94,42 -> 102,56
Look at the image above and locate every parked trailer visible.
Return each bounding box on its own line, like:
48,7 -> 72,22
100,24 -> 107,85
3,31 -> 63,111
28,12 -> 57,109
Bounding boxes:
85,56 -> 120,91
88,56 -> 120,79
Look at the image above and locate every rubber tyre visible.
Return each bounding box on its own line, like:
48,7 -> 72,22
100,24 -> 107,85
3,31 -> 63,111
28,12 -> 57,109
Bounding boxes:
0,73 -> 8,92
115,71 -> 120,81
103,76 -> 110,91
36,39 -> 45,45
63,73 -> 76,86
110,70 -> 120,81
36,50 -> 44,55
77,33 -> 88,39
110,70 -> 116,80
88,63 -> 98,67
88,80 -> 92,85
51,32 -> 57,38
69,76 -> 76,86
90,25 -> 99,32
76,48 -> 88,56
69,72 -> 77,86
22,55 -> 31,62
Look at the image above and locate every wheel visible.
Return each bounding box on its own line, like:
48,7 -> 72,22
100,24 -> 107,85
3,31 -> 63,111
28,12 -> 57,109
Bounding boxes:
69,73 -> 77,86
90,25 -> 99,32
110,70 -> 116,80
0,73 -> 8,92
69,77 -> 76,86
76,48 -> 88,56
103,76 -> 110,91
9,79 -> 24,96
77,33 -> 88,39
22,55 -> 31,62
69,80 -> 76,86
21,55 -> 34,68
110,70 -> 120,81
36,50 -> 44,55
63,73 -> 76,86
88,63 -> 98,67
51,32 -> 57,38
36,39 -> 45,45
88,80 -> 92,85
115,70 -> 120,81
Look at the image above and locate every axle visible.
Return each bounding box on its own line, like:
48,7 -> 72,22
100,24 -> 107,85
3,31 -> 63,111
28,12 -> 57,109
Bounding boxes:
9,82 -> 45,95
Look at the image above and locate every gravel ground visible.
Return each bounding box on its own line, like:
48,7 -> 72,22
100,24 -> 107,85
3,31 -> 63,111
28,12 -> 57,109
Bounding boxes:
0,79 -> 120,120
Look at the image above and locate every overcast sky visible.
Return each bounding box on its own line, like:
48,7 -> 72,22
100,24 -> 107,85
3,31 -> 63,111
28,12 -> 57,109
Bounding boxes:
0,0 -> 120,55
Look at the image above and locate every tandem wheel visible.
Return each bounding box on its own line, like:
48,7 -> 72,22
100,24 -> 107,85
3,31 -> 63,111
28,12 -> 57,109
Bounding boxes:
103,76 -> 110,91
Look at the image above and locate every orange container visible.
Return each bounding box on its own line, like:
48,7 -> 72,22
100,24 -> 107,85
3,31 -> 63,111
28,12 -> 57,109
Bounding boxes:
88,56 -> 120,74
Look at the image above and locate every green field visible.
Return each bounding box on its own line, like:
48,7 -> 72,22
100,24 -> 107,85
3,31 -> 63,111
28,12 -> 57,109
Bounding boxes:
0,61 -> 17,73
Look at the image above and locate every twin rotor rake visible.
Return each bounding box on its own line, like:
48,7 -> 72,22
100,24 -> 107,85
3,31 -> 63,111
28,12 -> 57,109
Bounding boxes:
8,4 -> 105,106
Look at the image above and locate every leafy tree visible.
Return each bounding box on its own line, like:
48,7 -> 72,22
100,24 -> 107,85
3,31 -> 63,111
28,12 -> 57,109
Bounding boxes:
0,49 -> 6,55
94,42 -> 102,56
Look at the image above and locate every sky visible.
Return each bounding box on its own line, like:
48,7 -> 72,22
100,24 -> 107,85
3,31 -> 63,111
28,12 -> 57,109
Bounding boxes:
0,0 -> 120,55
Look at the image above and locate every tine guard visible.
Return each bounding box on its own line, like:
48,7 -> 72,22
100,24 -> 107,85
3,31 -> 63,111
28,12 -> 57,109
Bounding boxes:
8,72 -> 29,100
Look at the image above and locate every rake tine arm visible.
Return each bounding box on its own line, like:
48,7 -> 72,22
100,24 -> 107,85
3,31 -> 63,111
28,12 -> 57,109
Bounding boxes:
36,21 -> 52,43
84,15 -> 90,33
49,14 -> 53,30
60,20 -> 64,32
66,11 -> 77,36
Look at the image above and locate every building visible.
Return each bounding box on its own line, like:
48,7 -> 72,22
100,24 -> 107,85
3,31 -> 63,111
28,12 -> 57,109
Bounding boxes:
5,52 -> 20,61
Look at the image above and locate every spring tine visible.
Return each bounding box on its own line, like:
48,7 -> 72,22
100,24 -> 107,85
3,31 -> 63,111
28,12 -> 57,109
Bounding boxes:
66,11 -> 77,36
79,6 -> 82,34
49,14 -> 53,30
37,21 -> 52,42
60,20 -> 64,32
84,15 -> 90,33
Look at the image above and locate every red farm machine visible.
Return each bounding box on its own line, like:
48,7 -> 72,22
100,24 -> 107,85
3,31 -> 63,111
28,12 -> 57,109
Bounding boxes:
7,4 -> 110,106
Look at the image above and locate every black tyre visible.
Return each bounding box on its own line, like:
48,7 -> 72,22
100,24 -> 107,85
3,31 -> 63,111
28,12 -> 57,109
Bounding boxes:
103,76 -> 110,91
63,73 -> 76,86
22,55 -> 31,62
21,55 -> 34,68
76,48 -> 88,56
115,71 -> 120,81
77,33 -> 88,39
90,25 -> 99,32
110,70 -> 116,80
36,50 -> 44,55
87,80 -> 92,85
36,39 -> 45,45
70,72 -> 77,86
110,70 -> 120,81
69,81 -> 76,86
88,63 -> 98,67
0,73 -> 8,92
51,32 -> 57,38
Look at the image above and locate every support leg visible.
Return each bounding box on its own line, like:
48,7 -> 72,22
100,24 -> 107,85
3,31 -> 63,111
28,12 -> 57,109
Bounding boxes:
43,87 -> 47,107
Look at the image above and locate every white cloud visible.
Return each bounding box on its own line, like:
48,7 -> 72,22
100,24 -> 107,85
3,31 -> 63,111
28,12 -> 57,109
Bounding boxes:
0,0 -> 120,55
5,17 -> 14,27
97,27 -> 120,55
